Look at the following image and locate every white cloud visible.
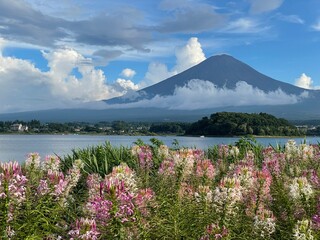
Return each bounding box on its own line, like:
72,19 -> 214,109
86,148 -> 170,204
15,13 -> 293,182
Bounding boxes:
143,62 -> 177,87
0,38 -> 5,56
295,73 -> 320,90
120,68 -> 136,78
224,18 -> 267,33
109,80 -> 307,110
312,20 -> 320,31
143,37 -> 206,86
174,37 -> 206,72
249,0 -> 284,14
114,78 -> 139,92
0,47 -> 146,113
276,14 -> 304,24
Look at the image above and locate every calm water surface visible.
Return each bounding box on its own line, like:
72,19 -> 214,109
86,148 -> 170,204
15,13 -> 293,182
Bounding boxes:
0,134 -> 319,163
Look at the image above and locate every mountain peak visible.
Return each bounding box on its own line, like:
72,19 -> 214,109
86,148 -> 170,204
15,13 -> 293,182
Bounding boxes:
106,54 -> 309,104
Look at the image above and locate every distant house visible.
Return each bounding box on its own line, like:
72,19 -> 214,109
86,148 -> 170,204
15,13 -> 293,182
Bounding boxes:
11,124 -> 28,132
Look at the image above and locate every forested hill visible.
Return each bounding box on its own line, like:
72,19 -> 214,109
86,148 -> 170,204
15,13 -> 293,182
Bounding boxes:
186,112 -> 301,136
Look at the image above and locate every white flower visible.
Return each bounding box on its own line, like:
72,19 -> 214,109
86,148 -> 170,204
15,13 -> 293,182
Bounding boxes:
230,146 -> 240,158
213,177 -> 242,218
289,177 -> 313,201
293,219 -> 314,240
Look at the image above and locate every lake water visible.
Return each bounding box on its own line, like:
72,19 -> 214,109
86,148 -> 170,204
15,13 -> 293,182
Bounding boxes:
0,134 -> 319,163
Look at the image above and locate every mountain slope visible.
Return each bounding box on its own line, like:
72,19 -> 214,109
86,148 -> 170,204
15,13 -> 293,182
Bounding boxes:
106,54 -> 315,104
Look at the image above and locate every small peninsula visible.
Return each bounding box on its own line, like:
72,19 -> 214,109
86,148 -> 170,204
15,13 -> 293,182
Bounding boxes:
186,112 -> 302,137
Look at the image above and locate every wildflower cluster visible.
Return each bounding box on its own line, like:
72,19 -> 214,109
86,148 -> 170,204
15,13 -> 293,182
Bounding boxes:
1,139 -> 320,239
0,155 -> 82,239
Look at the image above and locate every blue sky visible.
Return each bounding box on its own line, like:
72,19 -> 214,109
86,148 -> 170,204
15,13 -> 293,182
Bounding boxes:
0,0 -> 320,113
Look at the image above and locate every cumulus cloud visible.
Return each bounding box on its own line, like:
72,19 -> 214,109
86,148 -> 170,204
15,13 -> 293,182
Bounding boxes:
108,80 -> 307,110
249,0 -> 284,14
114,78 -> 139,92
174,37 -> 206,72
295,73 -> 320,90
120,68 -> 136,78
143,37 -> 206,86
0,47 -> 144,113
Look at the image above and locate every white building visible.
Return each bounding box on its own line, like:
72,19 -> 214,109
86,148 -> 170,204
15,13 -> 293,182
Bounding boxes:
11,124 -> 28,132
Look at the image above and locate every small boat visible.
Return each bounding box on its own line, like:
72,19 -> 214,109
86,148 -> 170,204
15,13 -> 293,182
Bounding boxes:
200,135 -> 205,138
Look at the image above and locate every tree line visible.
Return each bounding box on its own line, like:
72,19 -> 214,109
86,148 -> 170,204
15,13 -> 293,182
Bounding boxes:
0,112 -> 314,136
185,112 -> 302,136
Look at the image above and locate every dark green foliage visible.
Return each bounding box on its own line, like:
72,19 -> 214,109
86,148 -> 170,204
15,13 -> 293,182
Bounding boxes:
149,122 -> 191,135
60,141 -> 136,177
186,112 -> 302,136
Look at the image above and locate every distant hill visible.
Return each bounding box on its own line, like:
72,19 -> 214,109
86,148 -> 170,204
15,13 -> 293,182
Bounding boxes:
186,112 -> 301,136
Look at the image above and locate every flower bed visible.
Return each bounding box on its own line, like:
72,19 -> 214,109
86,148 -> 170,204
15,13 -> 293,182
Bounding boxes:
0,140 -> 319,239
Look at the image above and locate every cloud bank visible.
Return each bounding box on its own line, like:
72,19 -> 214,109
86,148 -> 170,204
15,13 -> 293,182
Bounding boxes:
0,46 -> 137,113
109,79 -> 307,110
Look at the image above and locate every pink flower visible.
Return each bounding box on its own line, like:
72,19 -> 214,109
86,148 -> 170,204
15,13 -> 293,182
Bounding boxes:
86,197 -> 113,223
0,161 -> 27,204
196,159 -> 215,180
200,223 -> 228,240
69,218 -> 100,240
54,178 -> 69,196
312,214 -> 320,230
37,179 -> 49,195
158,159 -> 175,176
137,146 -> 153,169
218,145 -> 229,159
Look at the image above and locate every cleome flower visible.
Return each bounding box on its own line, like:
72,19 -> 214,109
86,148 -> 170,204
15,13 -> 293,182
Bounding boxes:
200,222 -> 228,240
25,152 -> 41,169
42,155 -> 61,173
218,144 -> 229,159
213,177 -> 242,219
253,206 -> 276,238
69,218 -> 100,240
194,185 -> 213,203
158,145 -> 170,158
0,161 -> 27,204
293,219 -> 314,240
108,162 -> 137,193
196,159 -> 215,180
286,140 -> 298,160
289,177 -> 314,201
229,146 -> 240,158
298,144 -> 314,161
131,145 -> 153,169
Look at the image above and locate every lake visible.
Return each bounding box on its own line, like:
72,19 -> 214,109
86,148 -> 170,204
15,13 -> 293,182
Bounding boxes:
0,134 -> 319,163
